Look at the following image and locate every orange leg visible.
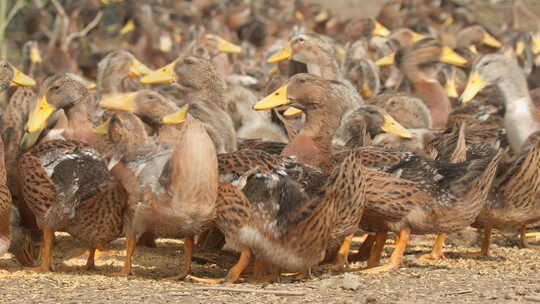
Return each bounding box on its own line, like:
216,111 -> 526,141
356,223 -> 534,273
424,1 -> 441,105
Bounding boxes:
250,258 -> 282,283
465,227 -> 491,257
367,231 -> 388,268
166,237 -> 194,280
111,235 -> 136,276
520,226 -> 540,250
68,243 -> 119,262
283,268 -> 311,281
362,228 -> 410,273
25,228 -> 55,272
418,233 -> 447,260
331,234 -> 354,270
86,247 -> 96,270
196,229 -> 210,247
189,249 -> 252,284
350,234 -> 375,262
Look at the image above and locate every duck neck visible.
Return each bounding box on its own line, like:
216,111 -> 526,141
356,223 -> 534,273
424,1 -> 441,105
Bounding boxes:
64,98 -> 95,143
305,54 -> 341,80
282,107 -> 340,171
99,75 -> 141,94
185,84 -> 227,112
157,124 -> 182,144
411,79 -> 451,129
497,74 -> 540,152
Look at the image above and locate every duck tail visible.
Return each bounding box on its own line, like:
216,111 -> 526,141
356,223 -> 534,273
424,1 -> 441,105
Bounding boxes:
8,205 -> 39,266
468,148 -> 505,202
500,134 -> 540,200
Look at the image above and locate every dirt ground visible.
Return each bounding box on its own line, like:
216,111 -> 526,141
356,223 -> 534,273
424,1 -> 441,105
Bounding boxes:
0,232 -> 539,304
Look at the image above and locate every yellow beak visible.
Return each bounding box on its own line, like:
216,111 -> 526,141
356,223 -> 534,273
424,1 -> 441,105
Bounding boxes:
129,59 -> 152,78
381,114 -> 413,138
516,41 -> 526,57
375,52 -> 395,67
314,10 -> 329,23
440,47 -> 468,67
86,81 -> 97,90
411,31 -> 426,43
468,44 -> 478,55
253,86 -> 289,110
139,61 -> 176,84
30,45 -> 42,63
482,32 -> 502,48
294,10 -> 304,21
93,118 -> 111,135
205,34 -> 242,54
11,67 -> 36,87
443,16 -> 454,26
532,36 -> 540,55
162,105 -> 189,124
460,70 -> 485,103
26,96 -> 56,133
361,82 -> 374,98
445,75 -> 459,98
267,45 -> 292,64
120,19 -> 135,35
99,92 -> 138,112
373,20 -> 390,37
283,106 -> 303,117
20,130 -> 42,150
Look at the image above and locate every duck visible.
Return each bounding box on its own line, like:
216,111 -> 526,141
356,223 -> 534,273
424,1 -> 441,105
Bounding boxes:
267,32 -> 364,110
204,136 -> 369,282
200,156 -> 337,283
18,74 -> 130,272
0,61 -> 39,266
97,98 -> 218,279
95,50 -> 152,95
460,53 -> 540,153
456,25 -> 502,54
21,74 -> 101,150
367,92 -> 433,130
470,132 -> 540,256
460,53 -> 540,255
333,105 -> 415,149
19,138 -> 127,272
254,73 -> 503,273
139,56 -> 238,153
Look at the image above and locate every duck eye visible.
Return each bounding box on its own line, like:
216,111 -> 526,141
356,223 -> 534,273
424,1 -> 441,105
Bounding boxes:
1,63 -> 7,69
297,37 -> 305,43
184,58 -> 195,65
51,85 -> 60,91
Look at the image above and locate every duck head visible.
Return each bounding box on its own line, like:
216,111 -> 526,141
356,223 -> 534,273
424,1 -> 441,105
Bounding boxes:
99,89 -> 185,126
0,61 -> 36,91
344,18 -> 391,40
267,33 -> 335,65
460,54 -> 518,103
25,74 -> 88,134
140,56 -> 226,91
96,50 -> 152,93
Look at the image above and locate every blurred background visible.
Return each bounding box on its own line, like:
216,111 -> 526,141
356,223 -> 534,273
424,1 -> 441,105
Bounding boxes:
1,0 -> 540,81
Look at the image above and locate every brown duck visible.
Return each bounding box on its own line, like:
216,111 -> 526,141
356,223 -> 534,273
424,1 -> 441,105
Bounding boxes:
99,91 -> 218,279
0,61 -> 37,265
